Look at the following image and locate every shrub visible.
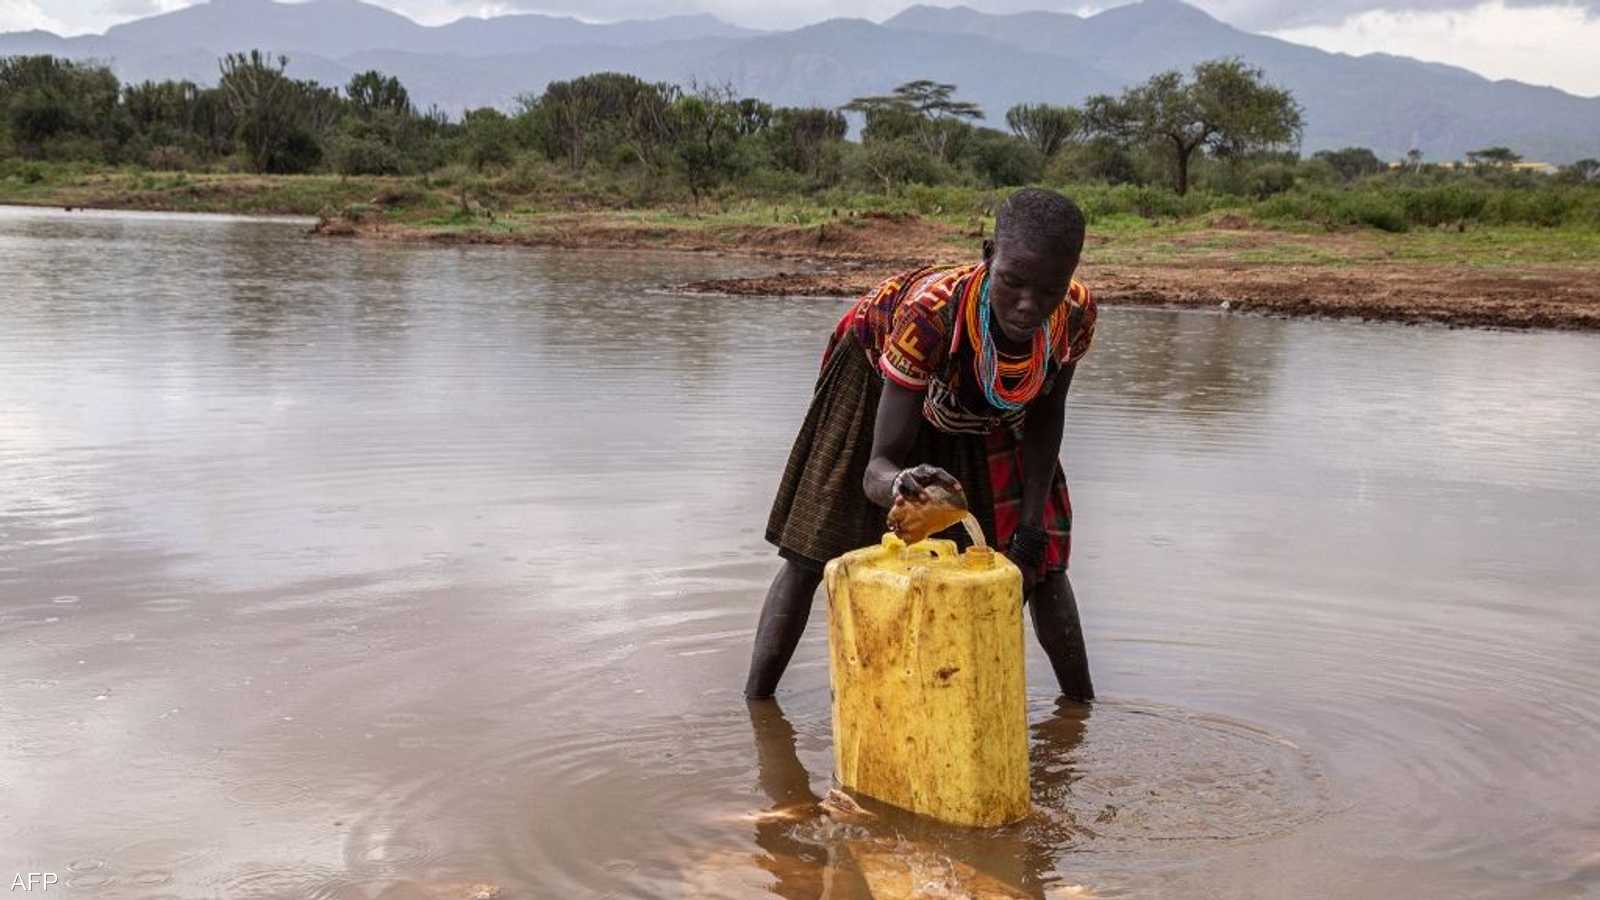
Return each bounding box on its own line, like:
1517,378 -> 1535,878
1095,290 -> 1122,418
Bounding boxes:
332,136 -> 406,176
145,145 -> 194,171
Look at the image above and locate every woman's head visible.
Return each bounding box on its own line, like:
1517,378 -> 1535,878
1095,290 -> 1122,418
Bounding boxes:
983,188 -> 1086,343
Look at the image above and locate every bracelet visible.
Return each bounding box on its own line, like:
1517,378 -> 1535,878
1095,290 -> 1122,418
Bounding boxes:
1007,524 -> 1048,570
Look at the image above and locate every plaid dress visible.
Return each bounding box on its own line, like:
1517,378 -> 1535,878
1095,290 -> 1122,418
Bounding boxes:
766,263 -> 1096,575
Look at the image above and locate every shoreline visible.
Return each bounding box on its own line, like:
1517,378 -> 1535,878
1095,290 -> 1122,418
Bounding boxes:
5,196 -> 1597,332
319,217 -> 1600,333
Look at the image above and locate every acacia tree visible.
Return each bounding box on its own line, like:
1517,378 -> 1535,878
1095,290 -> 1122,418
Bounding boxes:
1086,58 -> 1302,195
845,80 -> 982,161
1005,103 -> 1082,159
1466,146 -> 1521,170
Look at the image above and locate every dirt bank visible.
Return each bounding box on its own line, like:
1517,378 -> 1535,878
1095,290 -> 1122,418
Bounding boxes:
327,211 -> 1600,331
677,261 -> 1600,331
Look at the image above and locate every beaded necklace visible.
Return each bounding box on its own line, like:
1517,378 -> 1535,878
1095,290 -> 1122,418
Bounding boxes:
975,273 -> 1048,411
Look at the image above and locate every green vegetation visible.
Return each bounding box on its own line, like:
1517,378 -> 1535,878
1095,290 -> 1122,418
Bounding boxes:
2,52 -> 1597,239
1084,59 -> 1303,196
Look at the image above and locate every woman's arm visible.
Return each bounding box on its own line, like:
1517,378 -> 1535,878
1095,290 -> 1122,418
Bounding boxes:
1018,362 -> 1076,530
862,382 -> 927,508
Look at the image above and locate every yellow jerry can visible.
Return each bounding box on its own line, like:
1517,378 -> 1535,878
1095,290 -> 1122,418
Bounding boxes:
823,533 -> 1030,827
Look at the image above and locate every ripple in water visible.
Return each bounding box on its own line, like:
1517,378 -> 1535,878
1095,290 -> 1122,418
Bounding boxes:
325,696 -> 1327,898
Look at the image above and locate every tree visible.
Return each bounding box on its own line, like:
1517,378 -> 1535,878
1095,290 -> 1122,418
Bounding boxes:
0,56 -> 120,159
1313,146 -> 1384,182
767,106 -> 847,176
346,70 -> 411,120
459,107 -> 514,172
849,138 -> 946,193
532,72 -> 679,170
188,87 -> 237,159
672,85 -> 742,202
1561,158 -> 1600,184
1005,103 -> 1082,159
845,80 -> 983,162
965,127 -> 1043,186
1085,58 -> 1302,195
1466,146 -> 1521,170
292,78 -> 345,135
732,97 -> 772,137
218,51 -> 298,172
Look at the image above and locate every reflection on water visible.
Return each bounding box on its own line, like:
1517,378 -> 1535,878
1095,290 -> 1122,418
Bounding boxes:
3,206 -> 1599,899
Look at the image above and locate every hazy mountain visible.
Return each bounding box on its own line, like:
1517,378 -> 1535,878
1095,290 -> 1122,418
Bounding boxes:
337,21 -> 1120,119
100,0 -> 754,58
3,0 -> 1597,162
887,0 -> 1600,162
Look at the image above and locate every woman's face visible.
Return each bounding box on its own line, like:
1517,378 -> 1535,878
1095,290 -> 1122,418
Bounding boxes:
986,240 -> 1076,344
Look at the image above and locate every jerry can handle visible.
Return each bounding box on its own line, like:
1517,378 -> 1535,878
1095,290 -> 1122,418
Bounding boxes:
883,533 -> 959,562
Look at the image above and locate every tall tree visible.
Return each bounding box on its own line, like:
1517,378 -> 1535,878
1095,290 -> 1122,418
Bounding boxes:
1004,103 -> 1082,159
218,51 -> 297,173
672,83 -> 742,202
845,80 -> 982,162
1085,58 -> 1302,195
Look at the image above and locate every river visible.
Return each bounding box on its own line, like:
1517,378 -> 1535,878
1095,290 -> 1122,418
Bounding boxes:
2,206 -> 1597,899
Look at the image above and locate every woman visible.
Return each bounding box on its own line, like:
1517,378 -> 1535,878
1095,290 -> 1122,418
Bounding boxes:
746,187 -> 1097,703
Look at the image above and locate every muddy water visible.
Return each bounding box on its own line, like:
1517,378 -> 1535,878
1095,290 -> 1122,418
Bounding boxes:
2,206 -> 1598,899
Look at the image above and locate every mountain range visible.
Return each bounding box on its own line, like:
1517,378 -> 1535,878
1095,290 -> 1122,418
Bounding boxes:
3,0 -> 1597,163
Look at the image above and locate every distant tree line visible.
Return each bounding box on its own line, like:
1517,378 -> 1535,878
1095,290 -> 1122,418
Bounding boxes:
2,51 -> 1596,204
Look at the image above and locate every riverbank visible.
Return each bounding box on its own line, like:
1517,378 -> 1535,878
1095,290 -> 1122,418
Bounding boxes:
5,169 -> 1598,330
326,206 -> 1600,331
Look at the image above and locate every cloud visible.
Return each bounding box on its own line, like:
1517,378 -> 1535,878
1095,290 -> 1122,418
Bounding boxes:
98,0 -> 167,14
0,0 -> 62,31
1271,1 -> 1600,96
1192,0 -> 1599,29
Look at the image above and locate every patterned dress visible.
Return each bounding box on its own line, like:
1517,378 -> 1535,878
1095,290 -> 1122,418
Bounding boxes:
767,262 -> 1098,574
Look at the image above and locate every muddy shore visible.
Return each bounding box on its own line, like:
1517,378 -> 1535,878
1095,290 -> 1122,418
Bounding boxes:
315,213 -> 1600,332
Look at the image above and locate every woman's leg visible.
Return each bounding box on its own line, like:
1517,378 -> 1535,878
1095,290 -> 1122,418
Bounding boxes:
745,559 -> 824,699
1030,571 -> 1094,702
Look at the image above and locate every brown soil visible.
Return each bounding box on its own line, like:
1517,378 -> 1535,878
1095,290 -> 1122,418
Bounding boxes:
326,213 -> 1600,331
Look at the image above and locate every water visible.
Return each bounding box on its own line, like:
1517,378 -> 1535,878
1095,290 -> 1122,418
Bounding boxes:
959,512 -> 987,550
2,206 -> 1598,898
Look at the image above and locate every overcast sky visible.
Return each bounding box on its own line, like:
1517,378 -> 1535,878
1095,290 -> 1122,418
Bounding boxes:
5,0 -> 1599,96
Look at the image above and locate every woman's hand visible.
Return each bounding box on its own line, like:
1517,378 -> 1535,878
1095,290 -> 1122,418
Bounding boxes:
891,464 -> 962,504
887,465 -> 968,544
1008,522 -> 1049,597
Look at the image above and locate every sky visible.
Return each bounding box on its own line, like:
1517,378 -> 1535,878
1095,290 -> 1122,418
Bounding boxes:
4,0 -> 1599,96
